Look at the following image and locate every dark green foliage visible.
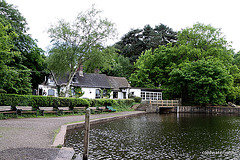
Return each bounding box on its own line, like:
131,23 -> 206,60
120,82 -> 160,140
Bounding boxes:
130,23 -> 236,105
0,0 -> 47,93
86,98 -> 135,113
169,59 -> 233,105
114,24 -> 177,63
114,99 -> 135,111
134,97 -> 142,103
89,99 -> 118,107
0,94 -> 134,111
0,113 -> 17,119
0,17 -> 32,94
101,54 -> 134,79
117,99 -> 134,106
0,89 -> 7,93
74,87 -> 84,98
0,94 -> 90,110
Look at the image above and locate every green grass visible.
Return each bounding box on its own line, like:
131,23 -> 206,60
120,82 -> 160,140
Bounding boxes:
53,127 -> 61,141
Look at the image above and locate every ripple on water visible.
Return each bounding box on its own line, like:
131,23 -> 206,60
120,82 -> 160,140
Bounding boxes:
65,113 -> 240,159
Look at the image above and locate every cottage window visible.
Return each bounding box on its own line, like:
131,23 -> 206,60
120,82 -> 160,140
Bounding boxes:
49,77 -> 54,83
48,89 -> 55,96
123,92 -> 126,99
39,88 -> 43,95
141,91 -> 162,101
102,89 -> 107,97
113,92 -> 118,98
96,89 -> 101,99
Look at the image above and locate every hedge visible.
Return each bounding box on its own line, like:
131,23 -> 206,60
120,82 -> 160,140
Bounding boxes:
0,94 -> 90,110
89,99 -> 134,107
0,94 -> 135,110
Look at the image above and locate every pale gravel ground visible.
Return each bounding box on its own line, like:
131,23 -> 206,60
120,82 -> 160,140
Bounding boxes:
0,111 -> 144,160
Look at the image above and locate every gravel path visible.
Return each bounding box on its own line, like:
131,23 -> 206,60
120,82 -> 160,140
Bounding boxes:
0,111 -> 144,160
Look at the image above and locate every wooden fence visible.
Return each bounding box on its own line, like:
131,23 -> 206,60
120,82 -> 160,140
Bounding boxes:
143,100 -> 179,107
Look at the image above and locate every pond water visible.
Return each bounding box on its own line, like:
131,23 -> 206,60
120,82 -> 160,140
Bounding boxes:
65,113 -> 240,159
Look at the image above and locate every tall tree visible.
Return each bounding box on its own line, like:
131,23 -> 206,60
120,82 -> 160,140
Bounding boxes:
0,0 -> 46,91
47,5 -> 117,97
101,52 -> 134,78
0,19 -> 31,94
130,23 -> 235,105
177,23 -> 233,66
169,59 -> 233,105
114,24 -> 177,63
83,46 -> 116,73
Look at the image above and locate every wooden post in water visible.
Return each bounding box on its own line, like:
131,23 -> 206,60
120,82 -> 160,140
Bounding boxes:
83,108 -> 90,160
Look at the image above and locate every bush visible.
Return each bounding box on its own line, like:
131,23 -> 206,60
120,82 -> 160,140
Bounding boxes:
117,99 -> 134,106
90,99 -> 118,107
134,97 -> 142,103
0,94 -> 90,109
0,94 -> 134,112
0,89 -> 7,93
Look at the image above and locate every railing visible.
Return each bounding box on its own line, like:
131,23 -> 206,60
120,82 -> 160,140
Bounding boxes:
143,100 -> 179,107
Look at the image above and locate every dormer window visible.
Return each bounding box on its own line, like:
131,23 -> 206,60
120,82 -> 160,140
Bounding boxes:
49,77 -> 54,83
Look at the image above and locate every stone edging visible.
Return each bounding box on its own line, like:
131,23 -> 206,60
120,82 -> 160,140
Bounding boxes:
52,111 -> 146,148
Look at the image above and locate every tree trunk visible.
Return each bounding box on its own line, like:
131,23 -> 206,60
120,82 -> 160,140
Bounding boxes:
64,60 -> 83,97
64,70 -> 78,97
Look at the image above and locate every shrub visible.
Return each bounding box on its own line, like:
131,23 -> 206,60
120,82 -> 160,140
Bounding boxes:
117,99 -> 134,106
134,97 -> 142,103
0,94 -> 134,111
0,94 -> 90,109
0,89 -> 7,93
91,99 -> 118,107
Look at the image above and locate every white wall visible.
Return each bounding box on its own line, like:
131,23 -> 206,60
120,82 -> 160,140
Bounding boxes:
81,88 -> 97,99
130,88 -> 141,97
38,85 -> 57,97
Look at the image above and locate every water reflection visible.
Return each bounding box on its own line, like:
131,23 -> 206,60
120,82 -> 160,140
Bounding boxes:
65,113 -> 240,159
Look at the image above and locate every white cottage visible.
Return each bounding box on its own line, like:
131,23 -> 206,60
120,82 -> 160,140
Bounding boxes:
38,72 -> 131,99
38,72 -> 163,101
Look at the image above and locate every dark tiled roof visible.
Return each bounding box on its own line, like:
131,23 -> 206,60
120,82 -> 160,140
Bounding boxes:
74,73 -> 112,88
107,76 -> 131,91
54,73 -> 68,86
52,72 -> 131,90
55,72 -> 112,89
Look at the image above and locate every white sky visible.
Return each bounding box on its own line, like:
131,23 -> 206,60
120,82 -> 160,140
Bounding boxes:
6,0 -> 240,53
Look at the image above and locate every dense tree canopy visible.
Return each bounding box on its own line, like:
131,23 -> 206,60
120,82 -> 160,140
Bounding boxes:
82,46 -> 116,73
1,0 -> 240,106
101,52 -> 134,78
169,59 -> 233,105
0,0 -> 46,93
114,24 -> 177,63
0,19 -> 31,94
130,23 -> 237,105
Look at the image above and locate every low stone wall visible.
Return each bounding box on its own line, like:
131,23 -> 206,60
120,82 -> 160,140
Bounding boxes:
135,104 -> 151,111
142,104 -> 240,114
177,106 -> 240,114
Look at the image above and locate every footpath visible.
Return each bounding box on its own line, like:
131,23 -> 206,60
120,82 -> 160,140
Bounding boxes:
0,111 -> 145,160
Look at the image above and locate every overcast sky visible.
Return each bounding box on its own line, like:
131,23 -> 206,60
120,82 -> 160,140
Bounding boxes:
7,0 -> 240,52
